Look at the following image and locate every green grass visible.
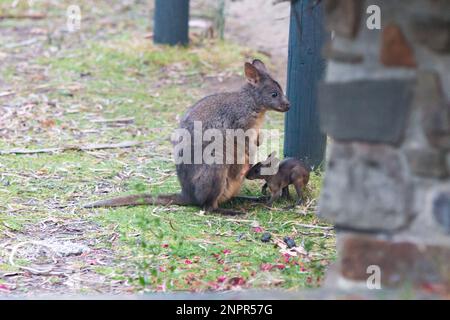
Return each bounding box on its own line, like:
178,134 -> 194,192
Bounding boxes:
93,178 -> 335,291
0,0 -> 334,294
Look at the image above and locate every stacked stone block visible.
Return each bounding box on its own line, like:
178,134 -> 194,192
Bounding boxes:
317,0 -> 450,292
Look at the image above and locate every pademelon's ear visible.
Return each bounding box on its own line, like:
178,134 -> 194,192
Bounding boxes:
244,62 -> 261,86
252,59 -> 267,73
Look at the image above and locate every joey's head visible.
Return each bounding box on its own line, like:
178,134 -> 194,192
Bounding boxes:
244,59 -> 290,113
246,152 -> 280,180
245,161 -> 263,180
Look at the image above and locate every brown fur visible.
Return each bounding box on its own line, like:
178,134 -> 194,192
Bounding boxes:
246,155 -> 310,206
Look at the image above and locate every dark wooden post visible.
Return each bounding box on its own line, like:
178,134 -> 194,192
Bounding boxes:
284,0 -> 327,169
154,0 -> 190,46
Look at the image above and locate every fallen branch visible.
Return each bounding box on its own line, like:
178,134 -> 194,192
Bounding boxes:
4,38 -> 39,49
0,272 -> 23,278
0,13 -> 46,20
0,141 -> 147,155
91,117 -> 135,124
294,223 -> 334,230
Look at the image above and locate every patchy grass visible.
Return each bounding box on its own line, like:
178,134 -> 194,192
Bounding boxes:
0,0 -> 334,295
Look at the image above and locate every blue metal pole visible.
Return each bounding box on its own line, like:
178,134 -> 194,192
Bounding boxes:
154,0 -> 190,46
284,0 -> 327,169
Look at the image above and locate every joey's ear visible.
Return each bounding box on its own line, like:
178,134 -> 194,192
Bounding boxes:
272,157 -> 281,168
262,151 -> 277,164
267,151 -> 277,159
244,62 -> 261,86
260,153 -> 280,176
252,59 -> 267,73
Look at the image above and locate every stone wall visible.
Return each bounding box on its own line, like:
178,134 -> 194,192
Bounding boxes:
318,0 -> 450,293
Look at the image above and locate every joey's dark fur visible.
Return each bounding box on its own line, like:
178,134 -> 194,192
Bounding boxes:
246,153 -> 310,207
84,59 -> 290,215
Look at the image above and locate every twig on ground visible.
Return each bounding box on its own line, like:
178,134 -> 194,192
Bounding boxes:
0,272 -> 24,278
296,230 -> 333,238
90,117 -> 135,124
4,38 -> 40,49
0,13 -> 46,20
295,198 -> 316,215
0,91 -> 15,98
294,223 -> 334,230
0,141 -> 148,155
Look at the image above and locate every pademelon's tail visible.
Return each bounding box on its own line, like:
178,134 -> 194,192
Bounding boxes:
83,193 -> 190,208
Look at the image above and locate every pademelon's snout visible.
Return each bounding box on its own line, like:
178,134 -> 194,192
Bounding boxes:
282,101 -> 290,112
275,97 -> 290,112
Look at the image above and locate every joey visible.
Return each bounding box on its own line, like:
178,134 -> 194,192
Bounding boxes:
246,152 -> 310,207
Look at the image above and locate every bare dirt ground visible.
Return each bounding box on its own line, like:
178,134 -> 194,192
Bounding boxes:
225,0 -> 290,86
195,0 -> 291,93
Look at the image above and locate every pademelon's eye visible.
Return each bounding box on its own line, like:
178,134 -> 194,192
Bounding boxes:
271,92 -> 278,98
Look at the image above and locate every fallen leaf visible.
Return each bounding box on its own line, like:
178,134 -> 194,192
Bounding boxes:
40,119 -> 56,128
228,276 -> 246,286
0,284 -> 10,291
260,263 -> 273,271
252,226 -> 264,233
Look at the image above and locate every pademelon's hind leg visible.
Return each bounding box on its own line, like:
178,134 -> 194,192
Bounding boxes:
204,197 -> 245,216
191,165 -> 245,215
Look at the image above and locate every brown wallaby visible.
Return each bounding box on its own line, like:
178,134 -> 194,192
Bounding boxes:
246,152 -> 310,207
84,59 -> 290,215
